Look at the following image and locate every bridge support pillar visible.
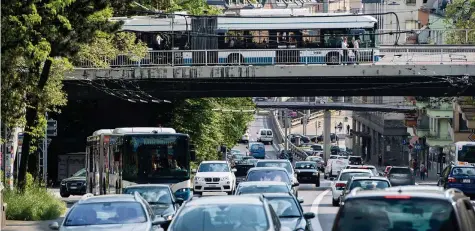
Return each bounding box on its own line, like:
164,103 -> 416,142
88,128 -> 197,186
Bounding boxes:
323,110 -> 331,162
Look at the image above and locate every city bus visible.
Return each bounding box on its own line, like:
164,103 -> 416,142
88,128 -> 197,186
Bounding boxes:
113,9 -> 380,66
446,141 -> 475,166
86,127 -> 196,200
86,129 -> 114,195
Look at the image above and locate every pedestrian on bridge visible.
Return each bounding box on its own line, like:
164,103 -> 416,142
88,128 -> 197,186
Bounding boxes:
347,124 -> 350,134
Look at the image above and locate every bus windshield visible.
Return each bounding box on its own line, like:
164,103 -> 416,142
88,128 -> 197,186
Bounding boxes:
459,145 -> 475,163
122,135 -> 190,181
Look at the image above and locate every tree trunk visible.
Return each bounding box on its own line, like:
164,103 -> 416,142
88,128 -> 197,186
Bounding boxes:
17,59 -> 53,190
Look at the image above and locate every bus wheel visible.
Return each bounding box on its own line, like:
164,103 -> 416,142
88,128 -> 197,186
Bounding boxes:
228,53 -> 244,65
326,53 -> 340,65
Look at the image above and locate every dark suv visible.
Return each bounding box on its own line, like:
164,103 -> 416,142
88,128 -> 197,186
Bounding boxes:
334,186 -> 475,231
59,168 -> 86,198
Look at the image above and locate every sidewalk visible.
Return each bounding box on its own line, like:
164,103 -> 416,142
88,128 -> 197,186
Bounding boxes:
292,113 -> 351,136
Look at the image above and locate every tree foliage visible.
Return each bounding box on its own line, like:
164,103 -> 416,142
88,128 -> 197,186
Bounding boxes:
133,0 -> 222,15
1,0 -> 146,189
444,0 -> 475,44
171,98 -> 255,162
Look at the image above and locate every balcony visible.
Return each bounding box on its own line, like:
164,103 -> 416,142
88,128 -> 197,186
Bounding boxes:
426,133 -> 452,147
455,97 -> 475,129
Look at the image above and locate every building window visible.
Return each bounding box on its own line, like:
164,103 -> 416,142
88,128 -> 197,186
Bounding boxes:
406,0 -> 416,5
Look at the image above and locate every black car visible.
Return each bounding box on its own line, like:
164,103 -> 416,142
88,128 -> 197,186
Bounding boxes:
288,134 -> 310,144
234,157 -> 258,185
295,161 -> 320,187
262,193 -> 315,231
59,168 -> 87,198
123,184 -> 184,229
334,186 -> 475,231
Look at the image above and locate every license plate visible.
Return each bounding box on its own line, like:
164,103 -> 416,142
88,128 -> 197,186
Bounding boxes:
70,186 -> 77,189
463,179 -> 471,183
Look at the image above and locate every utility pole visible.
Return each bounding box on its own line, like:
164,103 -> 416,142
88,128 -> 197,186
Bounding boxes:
284,109 -> 289,151
305,97 -> 311,135
323,110 -> 331,162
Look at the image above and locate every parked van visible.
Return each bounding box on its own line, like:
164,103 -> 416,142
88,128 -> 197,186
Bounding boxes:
257,129 -> 273,145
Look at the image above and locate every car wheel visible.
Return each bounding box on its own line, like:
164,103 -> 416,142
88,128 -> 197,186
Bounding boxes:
316,178 -> 320,187
324,174 -> 327,180
332,198 -> 339,206
60,192 -> 70,198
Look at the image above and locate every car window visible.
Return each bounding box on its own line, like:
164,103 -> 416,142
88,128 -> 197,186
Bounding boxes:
295,162 -> 316,169
312,145 -> 323,151
72,168 -> 86,177
171,204 -> 270,231
64,202 -> 147,226
267,131 -> 273,136
261,130 -> 266,135
199,163 -> 230,172
237,185 -> 289,194
334,198 -> 459,231
256,162 -> 292,174
349,180 -> 390,190
123,187 -> 172,204
247,170 -> 291,184
389,168 -> 412,174
267,197 -> 301,217
451,167 -> 475,176
339,172 -> 372,181
349,157 -> 362,162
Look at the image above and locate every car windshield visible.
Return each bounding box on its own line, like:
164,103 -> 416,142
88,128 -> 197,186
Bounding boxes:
64,202 -> 147,226
451,167 -> 475,176
307,157 -> 322,162
349,157 -> 362,162
349,180 -> 390,190
389,168 -> 412,175
339,172 -> 372,181
256,162 -> 292,174
199,163 -> 229,172
123,187 -> 172,204
334,198 -> 459,231
266,197 -> 301,218
237,185 -> 289,194
250,144 -> 265,151
295,162 -> 316,169
72,169 -> 86,177
171,204 -> 269,231
247,170 -> 291,185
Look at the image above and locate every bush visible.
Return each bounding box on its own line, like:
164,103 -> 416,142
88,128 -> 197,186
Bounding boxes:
4,173 -> 67,221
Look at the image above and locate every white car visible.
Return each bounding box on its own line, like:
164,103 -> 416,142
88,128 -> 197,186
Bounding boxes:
192,161 -> 236,195
241,132 -> 250,143
257,129 -> 273,144
330,169 -> 373,206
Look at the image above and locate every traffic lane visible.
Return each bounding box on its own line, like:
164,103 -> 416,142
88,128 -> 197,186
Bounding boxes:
300,187 -> 338,231
232,115 -> 278,159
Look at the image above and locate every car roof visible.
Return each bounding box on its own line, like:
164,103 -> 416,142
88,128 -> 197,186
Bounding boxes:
347,165 -> 376,168
238,181 -> 288,186
389,166 -> 411,169
124,184 -> 170,189
201,161 -> 228,164
295,161 -> 315,164
261,193 -> 294,198
188,195 -> 264,206
248,167 -> 288,171
340,169 -> 372,173
78,194 -> 139,204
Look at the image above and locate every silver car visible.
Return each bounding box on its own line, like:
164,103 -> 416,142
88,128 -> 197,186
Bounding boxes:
50,193 -> 164,231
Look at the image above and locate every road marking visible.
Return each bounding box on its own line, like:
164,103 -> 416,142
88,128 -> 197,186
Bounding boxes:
311,189 -> 331,231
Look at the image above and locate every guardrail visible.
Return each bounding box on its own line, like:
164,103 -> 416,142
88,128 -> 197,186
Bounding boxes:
74,47 -> 475,68
269,110 -> 308,161
290,112 -> 322,127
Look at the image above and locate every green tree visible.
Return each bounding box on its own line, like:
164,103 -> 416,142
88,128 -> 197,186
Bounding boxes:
171,98 -> 254,162
444,0 -> 475,44
1,0 -> 147,190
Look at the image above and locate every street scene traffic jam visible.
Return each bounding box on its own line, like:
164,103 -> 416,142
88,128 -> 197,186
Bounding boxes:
2,0 -> 475,231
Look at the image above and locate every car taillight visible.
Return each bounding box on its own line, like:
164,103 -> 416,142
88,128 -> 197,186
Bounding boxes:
336,183 -> 346,188
448,177 -> 457,183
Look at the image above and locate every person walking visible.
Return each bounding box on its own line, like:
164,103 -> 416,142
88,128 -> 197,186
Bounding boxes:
420,163 -> 427,180
346,124 -> 350,134
341,37 -> 349,64
378,154 -> 382,167
353,38 -> 360,64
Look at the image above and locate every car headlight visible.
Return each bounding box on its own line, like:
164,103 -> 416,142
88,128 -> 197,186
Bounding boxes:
195,177 -> 204,182
221,176 -> 229,181
61,181 -> 66,185
312,172 -> 318,176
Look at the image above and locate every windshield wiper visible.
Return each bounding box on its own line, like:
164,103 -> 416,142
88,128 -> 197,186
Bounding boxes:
279,215 -> 301,218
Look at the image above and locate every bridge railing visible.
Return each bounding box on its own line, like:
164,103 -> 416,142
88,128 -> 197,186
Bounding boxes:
269,110 -> 309,161
379,29 -> 475,46
75,47 -> 475,68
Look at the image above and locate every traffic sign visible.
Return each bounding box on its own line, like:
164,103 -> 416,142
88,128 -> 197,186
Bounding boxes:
402,139 -> 407,145
47,120 -> 57,136
469,131 -> 475,142
415,144 -> 421,150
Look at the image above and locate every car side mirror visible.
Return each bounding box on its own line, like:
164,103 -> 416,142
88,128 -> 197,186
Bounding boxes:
152,216 -> 168,226
49,222 -> 60,230
175,198 -> 184,205
292,182 -> 300,187
303,212 -> 316,219
191,169 -> 197,173
232,168 -> 237,172
297,197 -> 304,203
